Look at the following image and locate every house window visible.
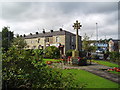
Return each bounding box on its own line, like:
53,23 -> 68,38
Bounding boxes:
46,37 -> 49,42
56,37 -> 59,42
31,40 -> 36,43
26,40 -> 29,44
72,36 -> 74,42
72,45 -> 74,49
38,38 -> 40,43
31,40 -> 33,44
27,45 -> 29,48
32,46 -> 36,49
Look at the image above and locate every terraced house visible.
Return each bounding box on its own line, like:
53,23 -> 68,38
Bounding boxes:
22,28 -> 82,55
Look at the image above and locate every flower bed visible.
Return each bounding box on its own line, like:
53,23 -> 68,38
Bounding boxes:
107,67 -> 120,72
78,57 -> 87,66
46,60 -> 61,65
100,67 -> 120,75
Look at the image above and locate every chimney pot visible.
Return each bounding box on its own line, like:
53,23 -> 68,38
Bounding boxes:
50,30 -> 53,32
24,34 -> 26,37
20,35 -> 22,37
59,28 -> 62,31
43,29 -> 45,34
36,32 -> 38,34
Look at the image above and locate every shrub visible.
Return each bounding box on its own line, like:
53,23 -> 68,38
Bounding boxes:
3,46 -> 82,89
45,46 -> 60,59
79,51 -> 87,58
66,49 -> 74,57
109,51 -> 120,63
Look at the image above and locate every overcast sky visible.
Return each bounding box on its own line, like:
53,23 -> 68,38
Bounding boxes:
0,2 -> 118,40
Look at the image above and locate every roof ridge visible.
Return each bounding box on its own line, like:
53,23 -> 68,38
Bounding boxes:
23,29 -> 81,39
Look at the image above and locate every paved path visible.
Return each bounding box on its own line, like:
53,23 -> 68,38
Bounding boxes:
52,62 -> 120,84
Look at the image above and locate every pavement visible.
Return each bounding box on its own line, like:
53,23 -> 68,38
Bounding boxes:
52,62 -> 120,84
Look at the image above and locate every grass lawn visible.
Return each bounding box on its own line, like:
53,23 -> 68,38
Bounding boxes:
62,69 -> 119,88
91,60 -> 119,67
43,58 -> 61,63
108,71 -> 120,75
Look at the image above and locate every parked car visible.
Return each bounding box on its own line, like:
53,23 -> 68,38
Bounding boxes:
91,53 -> 104,60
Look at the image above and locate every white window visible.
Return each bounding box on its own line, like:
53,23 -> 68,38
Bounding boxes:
31,40 -> 34,44
56,37 -> 59,42
31,40 -> 36,44
26,40 -> 29,44
72,45 -> 74,49
72,36 -> 74,42
33,46 -> 36,49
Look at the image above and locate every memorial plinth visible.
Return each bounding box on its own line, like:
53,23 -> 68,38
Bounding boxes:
72,50 -> 79,65
72,50 -> 79,58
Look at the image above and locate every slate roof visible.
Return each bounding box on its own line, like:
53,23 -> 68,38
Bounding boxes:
23,30 -> 78,39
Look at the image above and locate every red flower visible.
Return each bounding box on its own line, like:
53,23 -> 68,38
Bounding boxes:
78,57 -> 81,59
113,67 -> 118,70
59,59 -> 63,61
46,61 -> 52,65
115,68 -> 120,72
107,69 -> 114,71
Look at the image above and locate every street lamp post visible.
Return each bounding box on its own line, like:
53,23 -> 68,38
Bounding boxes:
96,23 -> 98,41
96,23 -> 98,54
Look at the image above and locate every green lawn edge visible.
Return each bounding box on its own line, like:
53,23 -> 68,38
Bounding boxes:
62,69 -> 119,88
43,58 -> 61,63
91,60 -> 119,67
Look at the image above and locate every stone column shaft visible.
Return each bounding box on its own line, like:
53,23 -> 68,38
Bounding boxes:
76,29 -> 78,51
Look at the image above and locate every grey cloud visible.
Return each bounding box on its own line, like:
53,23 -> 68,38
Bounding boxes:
2,2 -> 118,22
2,2 -> 33,21
57,2 -> 118,14
1,2 -> 118,40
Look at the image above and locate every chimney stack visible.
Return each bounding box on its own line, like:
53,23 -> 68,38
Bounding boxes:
30,33 -> 32,35
20,35 -> 22,37
59,28 -> 62,31
50,30 -> 53,33
23,34 -> 26,37
43,29 -> 45,34
36,32 -> 38,34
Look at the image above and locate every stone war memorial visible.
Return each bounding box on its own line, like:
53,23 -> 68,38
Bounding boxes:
71,20 -> 87,65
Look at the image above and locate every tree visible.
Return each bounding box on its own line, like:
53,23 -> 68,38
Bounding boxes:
12,37 -> 27,49
82,34 -> 96,64
45,46 -> 60,59
82,33 -> 96,52
0,32 -> 2,48
2,27 -> 14,51
109,51 -> 120,63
